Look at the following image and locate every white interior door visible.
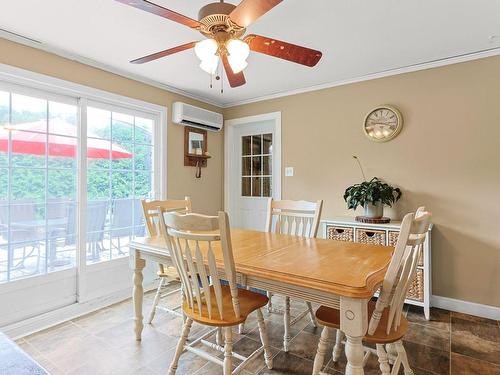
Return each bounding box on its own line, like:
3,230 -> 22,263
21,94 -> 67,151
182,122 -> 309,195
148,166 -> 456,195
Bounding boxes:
225,113 -> 281,230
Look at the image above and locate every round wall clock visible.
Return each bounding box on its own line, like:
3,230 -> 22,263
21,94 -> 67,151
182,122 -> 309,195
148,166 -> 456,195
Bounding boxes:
363,105 -> 403,142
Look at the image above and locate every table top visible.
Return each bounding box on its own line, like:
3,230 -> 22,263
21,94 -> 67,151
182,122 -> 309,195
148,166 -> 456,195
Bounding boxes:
130,228 -> 393,299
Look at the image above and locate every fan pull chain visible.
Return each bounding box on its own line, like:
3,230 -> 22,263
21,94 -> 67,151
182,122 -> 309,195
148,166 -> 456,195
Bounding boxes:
221,62 -> 224,94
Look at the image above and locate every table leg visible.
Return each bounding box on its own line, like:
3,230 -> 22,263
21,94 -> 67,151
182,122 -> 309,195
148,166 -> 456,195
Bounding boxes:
283,296 -> 291,352
340,296 -> 368,375
133,250 -> 146,341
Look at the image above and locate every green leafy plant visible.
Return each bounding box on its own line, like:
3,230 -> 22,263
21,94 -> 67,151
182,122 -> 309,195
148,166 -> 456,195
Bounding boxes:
343,156 -> 402,210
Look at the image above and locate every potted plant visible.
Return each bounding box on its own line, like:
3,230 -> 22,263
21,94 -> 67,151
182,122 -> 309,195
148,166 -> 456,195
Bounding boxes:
344,156 -> 402,219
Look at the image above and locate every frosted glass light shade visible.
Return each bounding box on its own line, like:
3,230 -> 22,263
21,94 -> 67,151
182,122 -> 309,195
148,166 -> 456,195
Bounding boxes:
195,39 -> 218,61
227,39 -> 250,61
199,56 -> 219,74
228,56 -> 248,73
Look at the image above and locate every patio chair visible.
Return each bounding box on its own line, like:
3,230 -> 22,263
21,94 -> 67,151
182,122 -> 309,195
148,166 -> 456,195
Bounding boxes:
66,200 -> 108,260
0,200 -> 42,275
110,198 -> 144,254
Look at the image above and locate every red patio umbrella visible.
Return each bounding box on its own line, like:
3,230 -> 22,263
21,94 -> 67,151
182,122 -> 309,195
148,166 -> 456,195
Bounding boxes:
0,119 -> 132,159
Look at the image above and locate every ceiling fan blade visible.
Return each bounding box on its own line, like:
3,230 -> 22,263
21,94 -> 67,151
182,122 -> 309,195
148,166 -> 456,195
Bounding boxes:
245,34 -> 322,67
115,0 -> 201,29
130,42 -> 197,64
229,0 -> 282,28
221,54 -> 246,88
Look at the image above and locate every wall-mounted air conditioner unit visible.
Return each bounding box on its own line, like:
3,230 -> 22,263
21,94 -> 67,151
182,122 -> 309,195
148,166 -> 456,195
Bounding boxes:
172,102 -> 223,132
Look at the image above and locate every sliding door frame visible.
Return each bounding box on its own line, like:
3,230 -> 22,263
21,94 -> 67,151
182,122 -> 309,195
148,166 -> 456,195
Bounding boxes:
0,63 -> 167,325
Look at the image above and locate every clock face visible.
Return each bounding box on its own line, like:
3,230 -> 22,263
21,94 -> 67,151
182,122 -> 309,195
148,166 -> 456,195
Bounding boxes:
363,106 -> 403,142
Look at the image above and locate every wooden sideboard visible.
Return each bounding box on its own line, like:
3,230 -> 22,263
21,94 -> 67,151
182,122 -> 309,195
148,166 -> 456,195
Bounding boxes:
321,217 -> 432,320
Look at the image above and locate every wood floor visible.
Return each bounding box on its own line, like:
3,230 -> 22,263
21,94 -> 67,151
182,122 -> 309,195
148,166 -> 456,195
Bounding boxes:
16,283 -> 500,375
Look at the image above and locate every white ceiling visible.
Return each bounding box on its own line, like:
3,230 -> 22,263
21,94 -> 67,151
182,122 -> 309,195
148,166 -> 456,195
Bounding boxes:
1,0 -> 500,107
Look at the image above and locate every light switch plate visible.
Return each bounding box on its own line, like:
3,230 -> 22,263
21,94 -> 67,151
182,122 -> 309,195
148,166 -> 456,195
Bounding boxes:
285,167 -> 294,177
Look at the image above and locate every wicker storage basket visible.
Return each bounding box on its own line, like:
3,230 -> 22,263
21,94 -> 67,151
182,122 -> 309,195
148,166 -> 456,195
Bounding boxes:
407,268 -> 424,301
388,231 -> 423,266
327,226 -> 354,242
355,228 -> 386,245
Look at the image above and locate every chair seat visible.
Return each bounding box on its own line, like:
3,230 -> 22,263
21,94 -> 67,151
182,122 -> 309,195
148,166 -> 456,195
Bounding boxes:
183,285 -> 268,327
315,300 -> 408,344
157,267 -> 180,279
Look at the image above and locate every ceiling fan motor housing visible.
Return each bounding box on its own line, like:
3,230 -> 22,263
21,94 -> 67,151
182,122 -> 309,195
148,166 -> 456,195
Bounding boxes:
198,2 -> 246,39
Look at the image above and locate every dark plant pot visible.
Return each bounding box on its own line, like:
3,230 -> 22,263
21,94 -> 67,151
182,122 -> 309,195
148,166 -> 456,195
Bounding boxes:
364,202 -> 383,218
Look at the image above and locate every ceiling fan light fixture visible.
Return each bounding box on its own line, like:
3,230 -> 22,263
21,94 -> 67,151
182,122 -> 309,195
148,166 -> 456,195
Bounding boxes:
226,38 -> 250,74
194,39 -> 218,61
226,39 -> 250,61
199,56 -> 219,74
228,56 -> 248,74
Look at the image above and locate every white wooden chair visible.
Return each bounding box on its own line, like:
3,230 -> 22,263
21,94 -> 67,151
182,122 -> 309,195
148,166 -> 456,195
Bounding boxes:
312,207 -> 432,375
265,198 -> 323,352
141,197 -> 192,323
159,211 -> 273,375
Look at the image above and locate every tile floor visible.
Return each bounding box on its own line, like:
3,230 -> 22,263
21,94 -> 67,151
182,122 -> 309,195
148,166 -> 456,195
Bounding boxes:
15,284 -> 500,375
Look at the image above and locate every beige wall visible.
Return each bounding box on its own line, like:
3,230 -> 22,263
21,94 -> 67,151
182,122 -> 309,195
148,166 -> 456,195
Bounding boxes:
0,38 -> 223,214
2,37 -> 499,307
224,56 -> 500,307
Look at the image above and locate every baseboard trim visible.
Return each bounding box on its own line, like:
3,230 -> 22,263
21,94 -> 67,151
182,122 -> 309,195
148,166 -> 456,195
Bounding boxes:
431,295 -> 500,320
2,282 -> 156,340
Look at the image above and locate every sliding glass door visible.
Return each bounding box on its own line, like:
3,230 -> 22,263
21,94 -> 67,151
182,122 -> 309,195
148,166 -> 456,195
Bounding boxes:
0,82 -> 161,326
86,104 -> 154,265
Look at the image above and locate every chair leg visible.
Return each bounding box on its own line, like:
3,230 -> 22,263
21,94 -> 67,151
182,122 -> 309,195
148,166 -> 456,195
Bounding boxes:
267,291 -> 273,312
376,344 -> 391,375
147,276 -> 166,324
395,340 -> 414,375
306,302 -> 317,327
238,322 -> 245,334
283,296 -> 291,352
312,326 -> 333,375
223,326 -> 233,375
168,318 -> 192,375
256,308 -> 273,369
332,329 -> 345,362
386,342 -> 397,365
216,327 -> 224,346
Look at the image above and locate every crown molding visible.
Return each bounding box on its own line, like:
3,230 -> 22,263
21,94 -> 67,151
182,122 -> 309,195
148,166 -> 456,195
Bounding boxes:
221,46 -> 500,108
0,31 -> 222,108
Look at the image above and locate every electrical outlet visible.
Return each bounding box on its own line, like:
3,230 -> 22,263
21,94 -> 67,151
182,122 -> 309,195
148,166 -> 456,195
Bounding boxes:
285,167 -> 294,177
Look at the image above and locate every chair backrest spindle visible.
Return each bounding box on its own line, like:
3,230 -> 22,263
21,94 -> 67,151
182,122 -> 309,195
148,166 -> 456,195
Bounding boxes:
141,197 -> 192,237
265,198 -> 323,238
158,211 -> 240,320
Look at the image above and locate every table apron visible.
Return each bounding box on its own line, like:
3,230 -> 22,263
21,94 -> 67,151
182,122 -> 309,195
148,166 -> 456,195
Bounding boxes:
134,249 -> 341,310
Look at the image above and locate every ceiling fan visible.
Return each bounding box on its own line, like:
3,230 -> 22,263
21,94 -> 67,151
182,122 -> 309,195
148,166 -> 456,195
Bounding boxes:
115,0 -> 323,88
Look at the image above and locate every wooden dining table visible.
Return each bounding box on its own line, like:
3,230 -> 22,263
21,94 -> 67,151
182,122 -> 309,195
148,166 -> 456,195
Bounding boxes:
129,228 -> 393,375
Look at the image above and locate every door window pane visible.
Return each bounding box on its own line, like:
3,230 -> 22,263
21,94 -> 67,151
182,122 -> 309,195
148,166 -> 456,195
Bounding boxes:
135,117 -> 153,145
86,106 -> 155,265
0,91 -> 9,125
263,156 -> 272,176
252,135 -> 262,155
241,133 -> 273,197
242,136 -> 251,156
242,177 -> 251,196
242,157 -> 251,176
0,89 -> 78,283
49,101 -> 77,137
11,94 -> 46,124
263,133 -> 272,154
88,107 -> 110,139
